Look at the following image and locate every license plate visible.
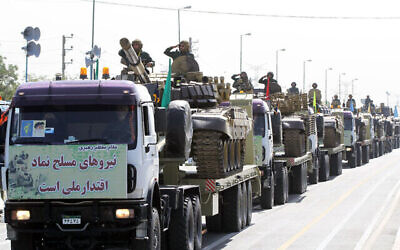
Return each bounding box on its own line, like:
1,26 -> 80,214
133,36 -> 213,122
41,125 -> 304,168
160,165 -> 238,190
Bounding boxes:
62,216 -> 81,225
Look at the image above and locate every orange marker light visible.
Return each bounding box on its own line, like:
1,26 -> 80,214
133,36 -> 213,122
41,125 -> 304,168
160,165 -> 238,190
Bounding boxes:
80,67 -> 88,80
102,67 -> 110,79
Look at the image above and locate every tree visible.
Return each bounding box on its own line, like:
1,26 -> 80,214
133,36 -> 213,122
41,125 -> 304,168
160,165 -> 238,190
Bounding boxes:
0,55 -> 19,100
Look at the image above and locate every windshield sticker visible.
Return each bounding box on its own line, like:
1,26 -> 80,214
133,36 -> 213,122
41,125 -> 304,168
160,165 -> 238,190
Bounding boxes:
20,120 -> 46,137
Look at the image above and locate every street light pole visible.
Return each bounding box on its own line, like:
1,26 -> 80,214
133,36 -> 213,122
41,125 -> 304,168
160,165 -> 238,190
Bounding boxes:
178,6 -> 191,43
239,33 -> 251,73
90,0 -> 95,80
325,67 -> 332,105
275,48 -> 285,82
302,59 -> 312,93
351,78 -> 358,95
339,72 -> 346,102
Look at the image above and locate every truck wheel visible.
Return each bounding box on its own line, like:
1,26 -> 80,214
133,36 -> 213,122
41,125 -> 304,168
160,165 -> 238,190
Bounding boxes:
319,154 -> 330,181
362,145 -> 369,164
241,182 -> 248,228
261,175 -> 274,209
330,153 -> 342,176
169,197 -> 195,250
274,164 -> 285,205
290,163 -> 307,194
222,185 -> 242,232
379,141 -> 384,156
246,181 -> 252,226
356,144 -> 363,166
11,233 -> 34,250
191,196 -> 202,250
374,142 -> 378,158
348,150 -> 357,168
309,157 -> 319,185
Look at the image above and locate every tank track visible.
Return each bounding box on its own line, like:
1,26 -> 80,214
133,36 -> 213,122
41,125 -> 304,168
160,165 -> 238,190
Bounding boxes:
192,131 -> 245,179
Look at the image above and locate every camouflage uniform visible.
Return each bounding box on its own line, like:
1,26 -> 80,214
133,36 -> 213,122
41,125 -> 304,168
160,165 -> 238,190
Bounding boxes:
164,41 -> 194,61
288,86 -> 299,95
258,76 -> 281,94
232,74 -> 253,93
308,88 -> 322,104
331,98 -> 341,108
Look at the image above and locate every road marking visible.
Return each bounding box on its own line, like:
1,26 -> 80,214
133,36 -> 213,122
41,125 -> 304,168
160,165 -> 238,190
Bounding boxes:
277,160 -> 393,250
316,167 -> 399,250
361,178 -> 400,250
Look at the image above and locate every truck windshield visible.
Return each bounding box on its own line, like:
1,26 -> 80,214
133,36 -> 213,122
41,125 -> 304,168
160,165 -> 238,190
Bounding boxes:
344,117 -> 353,131
254,113 -> 265,137
10,105 -> 137,148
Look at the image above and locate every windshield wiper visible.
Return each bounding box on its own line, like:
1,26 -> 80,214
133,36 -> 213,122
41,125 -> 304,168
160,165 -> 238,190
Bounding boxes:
65,138 -> 110,144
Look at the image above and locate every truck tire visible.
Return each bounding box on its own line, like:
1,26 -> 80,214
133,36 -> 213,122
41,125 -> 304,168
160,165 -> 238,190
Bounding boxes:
309,156 -> 319,185
362,145 -> 369,164
11,233 -> 34,250
241,182 -> 248,229
260,172 -> 274,209
246,181 -> 252,226
356,144 -> 363,166
191,196 -> 202,250
369,142 -> 375,159
330,153 -> 342,176
222,185 -> 242,232
319,154 -> 330,181
348,150 -> 357,168
274,164 -> 288,205
290,163 -> 307,194
168,197 -> 195,250
374,142 -> 379,158
379,141 -> 384,156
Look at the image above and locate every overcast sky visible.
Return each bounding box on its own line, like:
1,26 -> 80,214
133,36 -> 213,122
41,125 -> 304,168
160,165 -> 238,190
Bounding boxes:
1,0 -> 400,106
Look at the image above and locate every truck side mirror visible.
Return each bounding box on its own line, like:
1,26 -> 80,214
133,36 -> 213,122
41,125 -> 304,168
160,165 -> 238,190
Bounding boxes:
154,107 -> 166,133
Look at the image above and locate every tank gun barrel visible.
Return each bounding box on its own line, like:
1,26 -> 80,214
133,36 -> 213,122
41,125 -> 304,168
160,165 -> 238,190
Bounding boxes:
119,38 -> 150,83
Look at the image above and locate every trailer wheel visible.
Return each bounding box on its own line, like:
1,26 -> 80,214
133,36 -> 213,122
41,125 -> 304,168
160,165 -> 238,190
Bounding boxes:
222,185 -> 242,232
379,141 -> 384,156
290,163 -> 307,194
348,150 -> 357,168
191,196 -> 202,250
261,171 -> 274,209
246,181 -> 252,225
309,157 -> 319,184
319,154 -> 330,181
356,144 -> 363,166
11,233 -> 34,250
330,153 -> 342,176
241,182 -> 248,229
274,164 -> 286,205
169,197 -> 195,250
362,145 -> 369,164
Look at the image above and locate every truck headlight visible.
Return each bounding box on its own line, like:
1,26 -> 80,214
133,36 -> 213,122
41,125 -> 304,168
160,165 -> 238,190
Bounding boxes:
12,210 -> 30,221
115,209 -> 134,219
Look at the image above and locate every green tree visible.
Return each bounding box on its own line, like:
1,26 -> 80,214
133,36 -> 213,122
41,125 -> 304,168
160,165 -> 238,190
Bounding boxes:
0,55 -> 19,100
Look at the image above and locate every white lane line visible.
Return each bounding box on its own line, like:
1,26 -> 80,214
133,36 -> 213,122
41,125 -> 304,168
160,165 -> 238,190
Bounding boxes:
355,177 -> 400,250
202,232 -> 236,250
316,166 -> 399,250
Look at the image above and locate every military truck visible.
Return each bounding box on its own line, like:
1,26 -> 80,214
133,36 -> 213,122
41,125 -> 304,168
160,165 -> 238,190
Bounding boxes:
341,111 -> 358,168
372,115 -> 385,158
393,117 -> 400,149
356,113 -> 375,165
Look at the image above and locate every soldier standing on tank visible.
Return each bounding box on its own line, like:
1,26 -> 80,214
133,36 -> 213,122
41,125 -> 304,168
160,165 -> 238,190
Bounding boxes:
331,94 -> 341,108
346,94 -> 356,109
232,72 -> 253,93
164,40 -> 194,61
308,83 -> 322,104
259,72 -> 281,95
287,82 -> 299,95
131,39 -> 154,68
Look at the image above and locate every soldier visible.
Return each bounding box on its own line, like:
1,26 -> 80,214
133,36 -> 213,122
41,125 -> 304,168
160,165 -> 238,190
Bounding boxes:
364,95 -> 372,110
232,72 -> 253,93
164,40 -> 194,61
308,83 -> 322,104
346,94 -> 356,109
331,94 -> 341,108
258,72 -> 281,95
287,82 -> 299,95
131,39 -> 154,68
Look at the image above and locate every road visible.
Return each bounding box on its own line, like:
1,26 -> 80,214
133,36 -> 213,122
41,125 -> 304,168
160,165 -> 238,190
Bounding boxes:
203,149 -> 400,250
1,150 -> 400,249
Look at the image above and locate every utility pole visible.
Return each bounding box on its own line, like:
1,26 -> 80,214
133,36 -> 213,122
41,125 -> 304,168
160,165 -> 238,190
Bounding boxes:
62,34 -> 73,79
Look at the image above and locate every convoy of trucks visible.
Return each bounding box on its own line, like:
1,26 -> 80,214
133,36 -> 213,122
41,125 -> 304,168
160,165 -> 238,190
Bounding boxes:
0,38 -> 398,250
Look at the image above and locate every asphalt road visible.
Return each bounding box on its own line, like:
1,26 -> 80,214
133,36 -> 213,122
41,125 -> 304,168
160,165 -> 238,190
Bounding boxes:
203,149 -> 400,250
1,150 -> 400,249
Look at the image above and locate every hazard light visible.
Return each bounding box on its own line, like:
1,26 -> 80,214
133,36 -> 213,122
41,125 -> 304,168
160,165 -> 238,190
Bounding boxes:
80,67 -> 88,80
102,67 -> 110,79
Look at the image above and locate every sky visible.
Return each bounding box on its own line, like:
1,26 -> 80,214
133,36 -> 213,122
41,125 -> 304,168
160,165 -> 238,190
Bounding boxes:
1,0 -> 400,106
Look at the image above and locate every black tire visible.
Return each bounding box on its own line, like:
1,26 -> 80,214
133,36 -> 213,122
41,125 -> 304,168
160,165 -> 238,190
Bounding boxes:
191,196 -> 202,250
319,154 -> 330,181
379,141 -> 384,156
330,153 -> 342,176
246,181 -> 252,226
362,145 -> 369,164
274,164 -> 287,205
261,171 -> 274,209
11,233 -> 34,250
309,156 -> 319,184
241,182 -> 248,229
168,197 -> 195,250
222,185 -> 242,232
369,142 -> 375,159
356,144 -> 363,166
374,142 -> 379,158
348,150 -> 357,168
290,163 -> 307,194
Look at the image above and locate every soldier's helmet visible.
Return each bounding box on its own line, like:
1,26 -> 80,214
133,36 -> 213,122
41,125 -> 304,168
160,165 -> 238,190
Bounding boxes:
291,82 -> 296,87
349,94 -> 353,98
267,72 -> 274,78
132,39 -> 143,50
179,40 -> 190,53
312,83 -> 318,88
334,94 -> 338,99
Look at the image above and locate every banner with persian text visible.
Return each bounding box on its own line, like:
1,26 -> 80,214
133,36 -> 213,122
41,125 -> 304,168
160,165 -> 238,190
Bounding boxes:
8,144 -> 127,199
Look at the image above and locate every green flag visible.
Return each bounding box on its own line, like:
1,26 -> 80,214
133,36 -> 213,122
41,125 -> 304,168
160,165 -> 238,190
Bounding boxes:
313,90 -> 317,113
161,59 -> 172,108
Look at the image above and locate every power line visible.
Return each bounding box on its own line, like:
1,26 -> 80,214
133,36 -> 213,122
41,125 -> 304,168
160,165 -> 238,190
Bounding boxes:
86,0 -> 400,20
